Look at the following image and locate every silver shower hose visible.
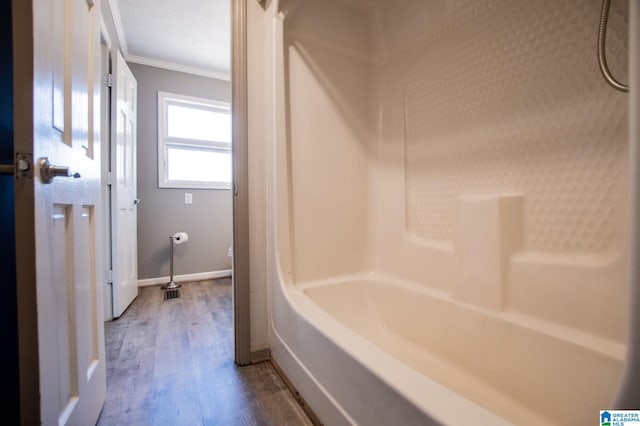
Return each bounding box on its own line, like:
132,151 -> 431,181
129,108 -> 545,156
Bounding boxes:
598,0 -> 630,92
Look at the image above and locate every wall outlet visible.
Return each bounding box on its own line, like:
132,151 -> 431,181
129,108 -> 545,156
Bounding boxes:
185,192 -> 193,204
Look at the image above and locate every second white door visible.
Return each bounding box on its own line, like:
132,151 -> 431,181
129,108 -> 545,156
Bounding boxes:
112,51 -> 139,317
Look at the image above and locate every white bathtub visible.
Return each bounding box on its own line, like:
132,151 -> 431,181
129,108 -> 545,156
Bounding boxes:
270,269 -> 516,425
264,0 -> 633,424
271,267 -> 625,424
302,274 -> 624,425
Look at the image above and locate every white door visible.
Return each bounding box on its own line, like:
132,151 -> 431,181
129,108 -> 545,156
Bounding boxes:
111,51 -> 139,317
32,0 -> 106,423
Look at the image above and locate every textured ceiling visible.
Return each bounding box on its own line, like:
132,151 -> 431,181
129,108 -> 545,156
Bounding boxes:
114,0 -> 230,77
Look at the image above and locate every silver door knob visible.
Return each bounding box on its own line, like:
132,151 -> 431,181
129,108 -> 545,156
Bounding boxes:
38,157 -> 81,184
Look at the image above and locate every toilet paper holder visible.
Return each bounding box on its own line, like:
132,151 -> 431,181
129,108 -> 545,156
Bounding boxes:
162,232 -> 188,290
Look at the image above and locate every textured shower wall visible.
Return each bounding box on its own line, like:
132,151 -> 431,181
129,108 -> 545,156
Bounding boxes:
277,1 -> 630,423
370,0 -> 629,343
397,0 -> 629,255
284,0 -> 629,337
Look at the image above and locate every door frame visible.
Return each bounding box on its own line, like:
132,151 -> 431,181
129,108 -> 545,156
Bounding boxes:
98,0 -> 251,357
13,0 -> 40,422
231,0 -> 251,366
99,18 -> 113,321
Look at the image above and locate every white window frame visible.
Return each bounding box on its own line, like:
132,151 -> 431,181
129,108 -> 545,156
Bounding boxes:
157,91 -> 231,189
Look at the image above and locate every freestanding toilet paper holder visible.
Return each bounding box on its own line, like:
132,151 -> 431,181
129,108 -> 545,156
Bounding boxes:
162,232 -> 188,291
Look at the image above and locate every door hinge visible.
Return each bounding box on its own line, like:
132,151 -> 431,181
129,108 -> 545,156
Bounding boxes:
107,269 -> 113,284
106,73 -> 113,88
106,171 -> 112,186
0,152 -> 33,179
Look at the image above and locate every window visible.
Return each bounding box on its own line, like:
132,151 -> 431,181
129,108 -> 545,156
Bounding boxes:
158,91 -> 231,189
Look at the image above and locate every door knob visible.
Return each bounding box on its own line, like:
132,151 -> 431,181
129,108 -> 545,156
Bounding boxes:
38,157 -> 81,184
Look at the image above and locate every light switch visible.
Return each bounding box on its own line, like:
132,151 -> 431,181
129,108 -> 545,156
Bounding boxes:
185,192 -> 193,204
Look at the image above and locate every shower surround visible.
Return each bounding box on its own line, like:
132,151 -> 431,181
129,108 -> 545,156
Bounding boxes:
263,0 -> 633,424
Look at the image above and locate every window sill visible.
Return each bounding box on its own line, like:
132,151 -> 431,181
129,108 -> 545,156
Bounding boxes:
159,181 -> 232,190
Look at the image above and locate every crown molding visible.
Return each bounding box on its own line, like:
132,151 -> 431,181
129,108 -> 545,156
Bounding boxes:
126,54 -> 231,81
103,0 -> 230,81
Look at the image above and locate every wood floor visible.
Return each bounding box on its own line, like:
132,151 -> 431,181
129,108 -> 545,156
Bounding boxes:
97,279 -> 313,426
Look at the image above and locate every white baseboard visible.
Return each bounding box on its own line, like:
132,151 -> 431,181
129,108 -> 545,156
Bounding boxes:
137,269 -> 232,287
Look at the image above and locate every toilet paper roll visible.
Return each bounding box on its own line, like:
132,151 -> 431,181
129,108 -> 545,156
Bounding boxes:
172,232 -> 189,244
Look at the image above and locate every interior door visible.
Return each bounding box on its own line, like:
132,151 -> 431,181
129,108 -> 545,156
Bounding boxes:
111,51 -> 138,317
31,0 -> 106,423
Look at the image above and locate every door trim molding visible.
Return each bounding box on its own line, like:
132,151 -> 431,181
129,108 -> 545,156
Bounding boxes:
12,0 -> 40,423
231,0 -> 251,366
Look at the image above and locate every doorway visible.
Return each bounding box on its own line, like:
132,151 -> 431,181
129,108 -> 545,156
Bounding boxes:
10,0 -> 253,423
99,0 -> 250,365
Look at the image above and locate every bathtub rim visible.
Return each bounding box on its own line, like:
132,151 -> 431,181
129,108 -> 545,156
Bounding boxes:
270,253 -> 512,426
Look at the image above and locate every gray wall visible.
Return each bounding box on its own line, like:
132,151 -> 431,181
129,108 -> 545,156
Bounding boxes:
129,63 -> 232,279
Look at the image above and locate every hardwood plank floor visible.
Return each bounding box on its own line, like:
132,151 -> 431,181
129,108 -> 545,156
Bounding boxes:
97,279 -> 313,426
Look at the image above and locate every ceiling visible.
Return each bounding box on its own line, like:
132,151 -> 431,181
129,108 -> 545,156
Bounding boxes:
110,0 -> 231,79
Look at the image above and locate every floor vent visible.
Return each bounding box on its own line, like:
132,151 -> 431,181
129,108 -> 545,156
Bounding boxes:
164,289 -> 181,300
